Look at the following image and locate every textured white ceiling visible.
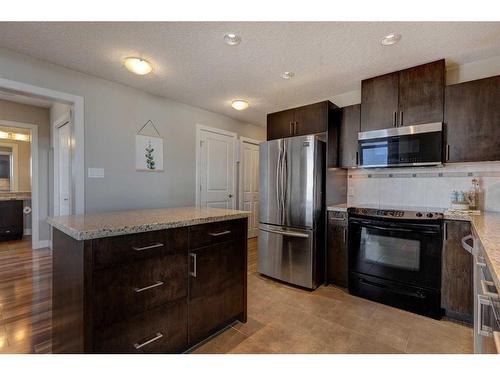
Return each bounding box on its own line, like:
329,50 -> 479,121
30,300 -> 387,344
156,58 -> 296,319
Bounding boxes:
0,22 -> 499,126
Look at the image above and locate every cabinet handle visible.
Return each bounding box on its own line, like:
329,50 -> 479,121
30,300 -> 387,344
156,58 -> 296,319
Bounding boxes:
477,295 -> 493,337
190,253 -> 197,277
342,228 -> 347,244
393,111 -> 397,127
132,243 -> 164,251
209,230 -> 231,237
134,281 -> 164,293
294,121 -> 297,135
289,122 -> 293,135
443,222 -> 447,241
133,332 -> 163,350
446,144 -> 450,161
399,111 -> 403,127
355,151 -> 359,165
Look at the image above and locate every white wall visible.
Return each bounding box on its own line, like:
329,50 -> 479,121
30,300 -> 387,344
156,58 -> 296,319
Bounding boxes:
0,47 -> 265,220
347,162 -> 500,212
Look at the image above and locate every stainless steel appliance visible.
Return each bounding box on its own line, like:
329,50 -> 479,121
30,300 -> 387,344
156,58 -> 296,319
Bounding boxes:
468,233 -> 500,353
258,135 -> 325,289
348,207 -> 443,319
358,122 -> 443,168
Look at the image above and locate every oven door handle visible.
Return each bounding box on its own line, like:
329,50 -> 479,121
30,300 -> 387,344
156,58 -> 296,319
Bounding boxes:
351,221 -> 439,235
358,277 -> 427,299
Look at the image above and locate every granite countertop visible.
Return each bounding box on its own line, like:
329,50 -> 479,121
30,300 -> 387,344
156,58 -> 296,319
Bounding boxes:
327,203 -> 500,290
47,207 -> 251,241
0,191 -> 32,201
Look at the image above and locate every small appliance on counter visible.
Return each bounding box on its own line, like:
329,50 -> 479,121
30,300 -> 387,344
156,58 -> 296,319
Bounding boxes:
347,207 -> 444,319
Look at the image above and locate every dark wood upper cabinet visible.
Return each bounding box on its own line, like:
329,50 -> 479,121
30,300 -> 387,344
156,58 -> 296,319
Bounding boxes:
444,75 -> 500,163
360,72 -> 399,131
398,59 -> 445,126
339,104 -> 361,168
266,110 -> 295,140
267,100 -> 335,140
360,60 -> 445,131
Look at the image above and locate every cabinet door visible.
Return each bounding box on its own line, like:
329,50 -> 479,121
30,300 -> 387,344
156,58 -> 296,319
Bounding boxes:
326,212 -> 348,288
360,72 -> 399,131
339,104 -> 360,168
441,220 -> 473,322
444,75 -> 500,163
188,239 -> 245,345
267,110 -> 295,140
398,59 -> 445,126
293,101 -> 328,136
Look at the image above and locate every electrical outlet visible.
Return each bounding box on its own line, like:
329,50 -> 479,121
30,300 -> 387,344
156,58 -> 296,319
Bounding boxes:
88,168 -> 104,178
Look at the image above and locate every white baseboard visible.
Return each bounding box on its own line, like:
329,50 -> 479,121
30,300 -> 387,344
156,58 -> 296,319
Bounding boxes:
33,240 -> 51,250
24,228 -> 32,236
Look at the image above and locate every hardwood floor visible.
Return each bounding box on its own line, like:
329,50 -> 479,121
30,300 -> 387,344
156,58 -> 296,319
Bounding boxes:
0,236 -> 473,354
0,237 -> 51,353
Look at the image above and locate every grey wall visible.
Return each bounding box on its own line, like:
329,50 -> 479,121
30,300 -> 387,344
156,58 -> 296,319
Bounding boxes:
0,47 -> 265,223
0,99 -> 50,240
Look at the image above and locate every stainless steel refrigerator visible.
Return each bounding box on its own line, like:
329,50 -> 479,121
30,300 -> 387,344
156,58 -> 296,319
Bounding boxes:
258,135 -> 325,289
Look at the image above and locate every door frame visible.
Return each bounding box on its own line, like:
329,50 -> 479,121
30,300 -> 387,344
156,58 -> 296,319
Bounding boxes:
195,124 -> 237,208
0,77 -> 85,249
238,136 -> 262,211
0,120 -> 39,248
53,112 -> 72,217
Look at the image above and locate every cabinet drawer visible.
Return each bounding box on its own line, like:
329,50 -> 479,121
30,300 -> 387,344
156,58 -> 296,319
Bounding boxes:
92,227 -> 188,269
189,219 -> 245,249
93,253 -> 188,327
94,301 -> 188,353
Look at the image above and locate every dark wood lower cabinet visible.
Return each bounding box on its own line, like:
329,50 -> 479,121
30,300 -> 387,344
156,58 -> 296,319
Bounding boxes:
52,218 -> 247,353
0,200 -> 23,241
326,211 -> 348,288
441,220 -> 473,323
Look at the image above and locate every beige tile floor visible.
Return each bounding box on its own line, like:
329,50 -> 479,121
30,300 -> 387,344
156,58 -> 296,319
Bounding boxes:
192,238 -> 473,354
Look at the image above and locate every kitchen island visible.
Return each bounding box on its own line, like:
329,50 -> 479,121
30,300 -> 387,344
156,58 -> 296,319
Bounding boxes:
47,207 -> 250,353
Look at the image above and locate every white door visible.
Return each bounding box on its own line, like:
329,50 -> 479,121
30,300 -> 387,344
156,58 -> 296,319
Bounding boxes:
198,127 -> 236,209
57,123 -> 72,216
240,139 -> 260,238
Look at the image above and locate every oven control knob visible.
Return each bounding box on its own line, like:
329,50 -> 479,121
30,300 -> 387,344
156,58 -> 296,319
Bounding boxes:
426,213 -> 434,218
416,212 -> 423,217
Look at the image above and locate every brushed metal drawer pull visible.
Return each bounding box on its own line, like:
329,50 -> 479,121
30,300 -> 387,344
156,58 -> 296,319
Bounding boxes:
134,281 -> 164,293
208,230 -> 231,237
133,332 -> 163,349
132,243 -> 164,251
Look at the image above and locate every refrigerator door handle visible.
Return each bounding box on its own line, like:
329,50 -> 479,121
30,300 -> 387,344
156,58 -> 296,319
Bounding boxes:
281,141 -> 288,223
259,227 -> 310,239
276,141 -> 283,222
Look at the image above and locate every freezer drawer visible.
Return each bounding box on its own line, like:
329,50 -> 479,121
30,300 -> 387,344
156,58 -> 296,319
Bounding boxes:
258,224 -> 315,289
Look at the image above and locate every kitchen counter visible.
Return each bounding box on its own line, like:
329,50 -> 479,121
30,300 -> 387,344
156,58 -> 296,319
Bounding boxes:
47,206 -> 250,240
0,191 -> 31,201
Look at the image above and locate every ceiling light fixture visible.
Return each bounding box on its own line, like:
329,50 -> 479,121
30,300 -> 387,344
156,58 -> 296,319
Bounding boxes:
224,33 -> 241,46
231,99 -> 249,110
380,33 -> 402,46
123,57 -> 153,75
281,72 -> 295,80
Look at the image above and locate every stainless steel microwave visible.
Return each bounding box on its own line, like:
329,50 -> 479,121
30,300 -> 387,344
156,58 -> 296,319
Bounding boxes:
358,122 -> 443,168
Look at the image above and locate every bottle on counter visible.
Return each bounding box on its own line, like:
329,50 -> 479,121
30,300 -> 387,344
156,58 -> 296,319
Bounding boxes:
468,178 -> 480,211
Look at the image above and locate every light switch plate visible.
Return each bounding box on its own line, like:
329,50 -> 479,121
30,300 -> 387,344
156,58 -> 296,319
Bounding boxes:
88,168 -> 104,178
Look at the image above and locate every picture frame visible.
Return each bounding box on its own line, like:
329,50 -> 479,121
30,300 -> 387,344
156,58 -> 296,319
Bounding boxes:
135,134 -> 164,172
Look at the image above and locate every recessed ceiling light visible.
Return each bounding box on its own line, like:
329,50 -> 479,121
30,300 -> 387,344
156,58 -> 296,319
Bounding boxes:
123,57 -> 153,75
231,99 -> 249,110
224,33 -> 241,46
281,72 -> 295,80
380,33 -> 402,46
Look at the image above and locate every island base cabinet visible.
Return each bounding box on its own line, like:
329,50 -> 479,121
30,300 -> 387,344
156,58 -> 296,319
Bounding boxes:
94,301 -> 188,354
188,238 -> 246,345
51,217 -> 248,354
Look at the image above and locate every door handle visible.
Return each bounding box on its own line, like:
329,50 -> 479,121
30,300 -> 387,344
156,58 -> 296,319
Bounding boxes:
133,332 -> 163,350
228,194 -> 234,198
134,281 -> 164,293
259,227 -> 309,238
189,253 -> 197,277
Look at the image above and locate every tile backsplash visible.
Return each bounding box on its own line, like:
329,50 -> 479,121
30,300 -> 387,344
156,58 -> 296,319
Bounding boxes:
347,162 -> 500,212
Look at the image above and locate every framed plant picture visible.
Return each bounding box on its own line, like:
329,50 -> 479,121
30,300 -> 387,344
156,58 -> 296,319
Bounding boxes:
135,134 -> 164,171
